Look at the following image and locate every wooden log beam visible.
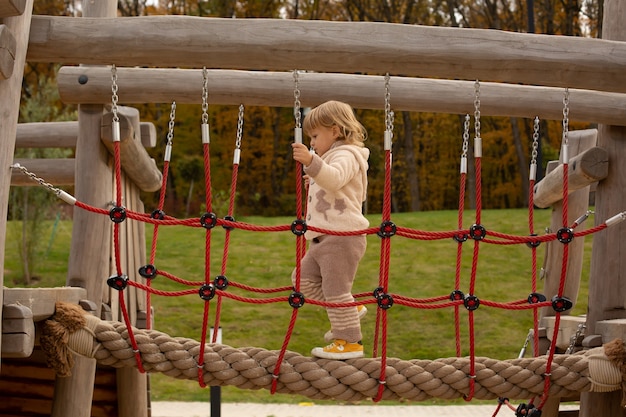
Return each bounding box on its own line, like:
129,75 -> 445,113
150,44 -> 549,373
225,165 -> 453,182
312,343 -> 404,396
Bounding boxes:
16,120 -> 157,149
10,158 -> 75,186
57,67 -> 626,126
28,15 -> 626,94
0,24 -> 16,80
100,106 -> 163,192
1,304 -> 34,358
0,0 -> 26,18
533,146 -> 608,209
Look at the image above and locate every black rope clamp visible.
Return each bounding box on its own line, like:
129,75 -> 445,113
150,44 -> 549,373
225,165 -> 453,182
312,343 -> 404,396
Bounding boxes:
288,291 -> 305,308
150,209 -> 165,220
450,290 -> 465,302
213,275 -> 229,290
373,286 -> 385,300
515,403 -> 539,417
453,231 -> 468,243
526,233 -> 541,248
109,206 -> 127,223
551,295 -> 573,312
107,274 -> 128,291
498,397 -> 509,405
464,294 -> 480,311
377,221 -> 397,238
138,264 -> 157,279
222,215 -> 236,230
556,227 -> 574,244
290,219 -> 307,236
200,212 -> 218,229
377,293 -> 394,310
527,292 -> 546,304
469,224 -> 487,240
199,284 -> 216,301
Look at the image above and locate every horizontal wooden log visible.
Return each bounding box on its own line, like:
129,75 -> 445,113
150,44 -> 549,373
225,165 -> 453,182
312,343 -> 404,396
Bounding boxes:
533,148 -> 609,209
0,0 -> 26,18
28,15 -> 626,93
100,106 -> 163,192
0,23 -> 16,80
10,158 -> 74,186
1,304 -> 34,358
16,120 -> 156,148
57,67 -> 626,126
2,287 -> 87,321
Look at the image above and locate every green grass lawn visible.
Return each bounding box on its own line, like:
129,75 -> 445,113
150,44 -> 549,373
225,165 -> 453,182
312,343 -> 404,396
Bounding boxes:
3,208 -> 592,404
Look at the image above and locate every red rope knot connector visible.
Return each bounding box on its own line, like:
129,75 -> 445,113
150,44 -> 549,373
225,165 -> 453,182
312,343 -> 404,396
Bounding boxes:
198,284 -> 216,301
516,403 -> 541,417
551,296 -> 572,313
453,230 -> 468,243
527,292 -> 546,304
222,215 -> 236,230
290,219 -> 307,236
150,209 -> 165,220
213,275 -> 229,290
556,227 -> 574,244
107,274 -> 128,291
288,291 -> 305,309
374,289 -> 394,310
450,290 -> 465,302
109,206 -> 127,224
377,221 -> 396,238
138,264 -> 157,279
468,224 -> 487,240
526,233 -> 541,248
200,212 -> 218,229
464,294 -> 480,311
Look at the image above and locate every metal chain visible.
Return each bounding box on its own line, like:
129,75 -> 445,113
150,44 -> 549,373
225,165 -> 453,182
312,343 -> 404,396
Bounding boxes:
562,88 -> 570,145
236,104 -> 244,149
462,114 -> 470,158
474,80 -> 481,139
166,101 -> 177,146
293,70 -> 302,129
565,323 -> 586,354
531,116 -> 540,166
201,67 -> 209,125
111,65 -> 119,123
11,163 -> 63,196
384,73 -> 394,133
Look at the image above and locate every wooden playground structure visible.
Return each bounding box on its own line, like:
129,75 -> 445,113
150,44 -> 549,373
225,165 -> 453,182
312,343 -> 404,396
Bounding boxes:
0,0 -> 625,416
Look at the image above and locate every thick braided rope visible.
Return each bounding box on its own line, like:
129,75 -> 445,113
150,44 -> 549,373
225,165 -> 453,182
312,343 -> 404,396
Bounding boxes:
42,303 -> 624,403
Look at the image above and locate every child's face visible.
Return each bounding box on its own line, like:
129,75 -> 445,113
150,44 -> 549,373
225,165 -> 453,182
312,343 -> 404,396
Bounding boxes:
309,125 -> 338,157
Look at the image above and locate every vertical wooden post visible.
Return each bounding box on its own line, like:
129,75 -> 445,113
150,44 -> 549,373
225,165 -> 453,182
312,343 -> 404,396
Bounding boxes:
52,2 -> 118,417
0,0 -> 33,370
580,1 -> 626,416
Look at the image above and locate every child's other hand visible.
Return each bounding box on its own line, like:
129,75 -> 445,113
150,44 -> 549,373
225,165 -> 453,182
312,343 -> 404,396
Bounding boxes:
292,143 -> 313,166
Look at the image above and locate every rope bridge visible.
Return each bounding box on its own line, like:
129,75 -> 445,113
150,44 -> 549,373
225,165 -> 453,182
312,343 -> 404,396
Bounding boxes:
13,70 -> 626,415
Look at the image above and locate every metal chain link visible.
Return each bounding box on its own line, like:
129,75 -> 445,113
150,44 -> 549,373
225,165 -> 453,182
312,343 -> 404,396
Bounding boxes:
167,101 -> 177,145
201,67 -> 209,125
111,65 -> 119,123
562,88 -> 570,145
11,163 -> 63,196
474,80 -> 481,139
293,70 -> 302,129
531,116 -> 540,165
236,104 -> 244,149
565,323 -> 585,354
462,114 -> 470,158
384,73 -> 394,133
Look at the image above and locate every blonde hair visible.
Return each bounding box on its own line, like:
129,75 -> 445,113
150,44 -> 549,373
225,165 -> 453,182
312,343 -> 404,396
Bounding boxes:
303,100 -> 367,147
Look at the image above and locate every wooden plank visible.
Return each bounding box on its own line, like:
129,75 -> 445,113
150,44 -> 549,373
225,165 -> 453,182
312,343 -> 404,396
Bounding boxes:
0,23 -> 17,79
0,0 -> 33,370
0,0 -> 26,18
3,287 -> 87,321
101,107 -> 163,192
15,120 -> 156,148
27,16 -> 626,93
11,157 -> 75,186
57,67 -> 626,126
1,304 -> 34,358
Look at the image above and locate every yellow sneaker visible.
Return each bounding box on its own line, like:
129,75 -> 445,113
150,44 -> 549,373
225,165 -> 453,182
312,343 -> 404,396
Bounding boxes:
311,339 -> 364,360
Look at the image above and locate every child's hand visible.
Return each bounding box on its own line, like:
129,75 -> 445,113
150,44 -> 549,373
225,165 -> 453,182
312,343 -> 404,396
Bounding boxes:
303,174 -> 311,188
292,143 -> 313,166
